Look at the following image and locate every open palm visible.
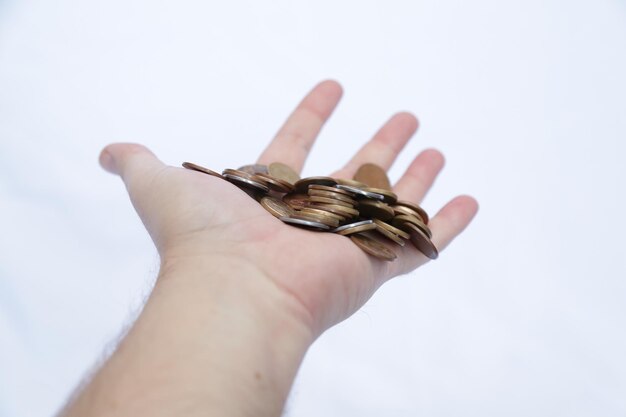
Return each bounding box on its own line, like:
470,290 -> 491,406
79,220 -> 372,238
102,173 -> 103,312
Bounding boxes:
100,80 -> 478,336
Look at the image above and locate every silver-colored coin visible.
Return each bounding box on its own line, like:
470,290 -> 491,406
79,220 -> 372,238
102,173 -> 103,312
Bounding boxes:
332,220 -> 374,233
279,216 -> 330,230
223,173 -> 270,193
335,184 -> 385,201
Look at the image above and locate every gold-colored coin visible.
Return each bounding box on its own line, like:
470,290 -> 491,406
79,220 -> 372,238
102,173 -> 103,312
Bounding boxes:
309,203 -> 359,218
357,200 -> 395,221
333,220 -> 377,236
182,162 -> 223,178
363,187 -> 398,205
308,184 -> 355,196
373,218 -> 410,239
283,193 -> 309,208
308,189 -> 357,205
349,234 -> 397,261
268,162 -> 300,185
353,163 -> 392,190
308,195 -> 354,208
404,223 -> 438,260
335,178 -> 368,188
260,196 -> 294,218
294,176 -> 337,193
298,207 -> 346,223
394,200 -> 429,224
392,204 -> 424,222
372,219 -> 406,246
254,173 -> 294,193
222,172 -> 270,193
392,214 -> 432,238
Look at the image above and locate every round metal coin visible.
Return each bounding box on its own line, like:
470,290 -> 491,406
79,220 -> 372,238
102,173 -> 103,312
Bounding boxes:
268,162 -> 300,185
335,184 -> 385,201
353,163 -> 392,190
260,196 -> 294,218
349,234 -> 397,261
237,164 -> 269,175
279,216 -> 330,230
254,173 -> 294,193
404,223 -> 438,260
223,173 -> 270,193
294,176 -> 338,193
332,220 -> 377,235
395,200 -> 429,224
392,214 -> 432,238
182,162 -> 223,178
357,200 -> 395,221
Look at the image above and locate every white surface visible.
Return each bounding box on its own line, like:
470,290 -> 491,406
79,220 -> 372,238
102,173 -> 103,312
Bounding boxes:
1,1 -> 625,416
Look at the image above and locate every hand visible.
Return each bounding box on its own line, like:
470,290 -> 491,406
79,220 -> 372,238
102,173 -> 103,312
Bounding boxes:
99,80 -> 478,337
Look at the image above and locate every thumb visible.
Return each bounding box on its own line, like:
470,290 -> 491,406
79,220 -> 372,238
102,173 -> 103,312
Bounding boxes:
99,143 -> 166,190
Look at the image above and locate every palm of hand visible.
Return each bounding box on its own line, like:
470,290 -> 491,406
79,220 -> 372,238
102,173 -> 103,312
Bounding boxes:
101,80 -> 478,335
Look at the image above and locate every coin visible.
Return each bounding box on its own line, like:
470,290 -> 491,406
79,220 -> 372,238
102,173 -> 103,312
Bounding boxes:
308,189 -> 357,205
335,184 -> 385,201
372,219 -> 406,246
294,176 -> 338,193
283,193 -> 310,208
260,196 -> 294,218
391,214 -> 432,238
268,162 -> 300,185
298,207 -> 346,223
223,173 -> 270,193
404,223 -> 438,259
279,216 -> 330,230
254,173 -> 294,193
308,195 -> 354,208
394,200 -> 429,224
238,164 -> 269,175
362,187 -> 397,205
349,234 -> 397,261
182,162 -> 223,178
373,218 -> 410,239
309,203 -> 360,218
308,184 -> 355,196
291,212 -> 339,228
357,200 -> 395,221
332,220 -> 377,235
353,163 -> 392,190
335,178 -> 368,188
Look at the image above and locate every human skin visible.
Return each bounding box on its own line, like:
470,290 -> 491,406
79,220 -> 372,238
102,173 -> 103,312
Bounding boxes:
59,80 -> 478,417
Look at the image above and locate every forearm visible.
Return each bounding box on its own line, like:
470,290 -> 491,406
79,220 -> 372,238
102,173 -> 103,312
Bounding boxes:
61,256 -> 314,417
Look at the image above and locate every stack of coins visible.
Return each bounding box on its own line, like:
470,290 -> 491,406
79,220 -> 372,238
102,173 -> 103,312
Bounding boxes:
182,161 -> 438,261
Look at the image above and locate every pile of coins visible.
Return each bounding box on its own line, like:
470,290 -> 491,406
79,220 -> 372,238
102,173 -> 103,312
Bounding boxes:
182,161 -> 438,261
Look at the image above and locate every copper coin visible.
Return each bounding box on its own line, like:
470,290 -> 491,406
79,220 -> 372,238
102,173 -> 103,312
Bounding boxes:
279,216 -> 330,230
223,173 -> 270,193
373,218 -> 410,239
372,219 -> 406,246
392,204 -> 424,222
238,164 -> 269,175
298,207 -> 346,222
268,162 -> 300,185
395,200 -> 429,224
392,214 -> 432,238
294,176 -> 337,193
283,194 -> 310,209
308,203 -> 360,218
349,234 -> 397,261
332,220 -> 377,235
260,196 -> 294,218
336,178 -> 369,188
308,195 -> 354,208
335,184 -> 385,201
308,189 -> 357,205
182,162 -> 223,178
353,163 -> 392,190
308,184 -> 355,196
254,173 -> 294,193
291,212 -> 339,228
404,223 -> 438,259
357,200 -> 394,221
363,187 -> 398,205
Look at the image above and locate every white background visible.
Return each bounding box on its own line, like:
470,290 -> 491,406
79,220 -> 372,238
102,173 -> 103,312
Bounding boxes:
1,1 -> 625,416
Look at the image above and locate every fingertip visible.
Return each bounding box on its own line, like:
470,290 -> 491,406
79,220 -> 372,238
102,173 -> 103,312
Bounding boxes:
99,148 -> 117,174
316,79 -> 344,98
98,143 -> 160,177
419,148 -> 446,169
394,111 -> 419,132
